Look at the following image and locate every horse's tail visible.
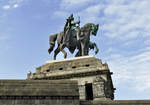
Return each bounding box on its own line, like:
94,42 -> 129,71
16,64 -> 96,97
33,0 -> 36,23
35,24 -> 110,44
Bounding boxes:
48,34 -> 57,54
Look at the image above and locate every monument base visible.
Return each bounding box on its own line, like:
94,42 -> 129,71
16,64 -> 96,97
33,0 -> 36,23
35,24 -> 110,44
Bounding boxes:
0,56 -> 150,105
27,56 -> 115,100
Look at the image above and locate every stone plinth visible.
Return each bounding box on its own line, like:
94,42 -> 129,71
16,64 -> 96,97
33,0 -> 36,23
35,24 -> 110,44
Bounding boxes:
27,56 -> 115,101
0,80 -> 79,105
81,100 -> 150,105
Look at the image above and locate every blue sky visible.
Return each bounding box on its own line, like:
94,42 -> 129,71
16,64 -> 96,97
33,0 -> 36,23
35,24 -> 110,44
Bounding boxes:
0,0 -> 150,100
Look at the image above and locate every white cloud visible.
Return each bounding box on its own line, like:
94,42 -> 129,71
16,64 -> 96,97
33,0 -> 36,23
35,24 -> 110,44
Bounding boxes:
60,0 -> 93,9
106,50 -> 150,92
134,74 -> 150,92
102,0 -> 150,40
2,5 -> 10,10
78,4 -> 103,25
62,0 -> 89,5
123,40 -> 135,46
13,4 -> 19,8
1,0 -> 25,10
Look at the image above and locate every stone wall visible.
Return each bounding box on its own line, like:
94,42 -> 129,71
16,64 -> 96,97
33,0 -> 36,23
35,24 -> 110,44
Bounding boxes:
81,100 -> 150,105
0,80 -> 79,105
0,98 -> 79,105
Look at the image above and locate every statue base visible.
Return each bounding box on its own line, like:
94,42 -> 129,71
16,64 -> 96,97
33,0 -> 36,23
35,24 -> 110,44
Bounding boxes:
27,55 -> 115,100
0,56 -> 150,105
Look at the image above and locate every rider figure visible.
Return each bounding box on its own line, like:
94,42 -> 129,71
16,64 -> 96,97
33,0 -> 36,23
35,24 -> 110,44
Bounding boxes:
63,14 -> 80,46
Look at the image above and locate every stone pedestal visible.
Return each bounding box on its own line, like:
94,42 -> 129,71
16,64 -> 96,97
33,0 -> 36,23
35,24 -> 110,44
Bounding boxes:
0,80 -> 79,105
1,56 -> 150,105
27,56 -> 115,101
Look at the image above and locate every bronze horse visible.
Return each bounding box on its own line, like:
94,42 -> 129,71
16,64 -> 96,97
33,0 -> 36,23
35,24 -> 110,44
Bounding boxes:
48,23 -> 99,60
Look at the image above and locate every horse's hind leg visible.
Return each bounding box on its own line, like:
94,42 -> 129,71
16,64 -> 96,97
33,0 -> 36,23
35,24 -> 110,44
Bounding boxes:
54,47 -> 60,60
61,49 -> 67,59
81,42 -> 85,56
48,43 -> 54,54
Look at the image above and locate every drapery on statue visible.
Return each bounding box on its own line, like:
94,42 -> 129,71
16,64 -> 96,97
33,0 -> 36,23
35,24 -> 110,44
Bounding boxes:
48,14 -> 99,60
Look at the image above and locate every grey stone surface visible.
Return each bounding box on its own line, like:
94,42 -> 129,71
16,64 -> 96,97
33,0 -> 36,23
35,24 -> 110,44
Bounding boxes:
0,80 -> 79,105
0,99 -> 79,105
81,100 -> 150,105
0,80 -> 79,96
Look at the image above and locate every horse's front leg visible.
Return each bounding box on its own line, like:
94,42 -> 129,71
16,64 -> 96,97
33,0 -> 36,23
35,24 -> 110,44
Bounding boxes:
93,42 -> 99,54
89,42 -> 99,54
54,47 -> 60,60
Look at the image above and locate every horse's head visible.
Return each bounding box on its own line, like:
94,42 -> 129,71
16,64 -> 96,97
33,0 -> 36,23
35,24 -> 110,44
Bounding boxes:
91,24 -> 99,36
81,23 -> 99,37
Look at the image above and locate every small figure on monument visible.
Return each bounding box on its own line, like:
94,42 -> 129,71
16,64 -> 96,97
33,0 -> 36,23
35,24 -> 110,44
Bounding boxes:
63,14 -> 80,46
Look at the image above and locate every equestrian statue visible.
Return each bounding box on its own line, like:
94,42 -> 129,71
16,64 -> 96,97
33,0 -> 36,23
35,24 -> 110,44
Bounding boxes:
48,14 -> 99,60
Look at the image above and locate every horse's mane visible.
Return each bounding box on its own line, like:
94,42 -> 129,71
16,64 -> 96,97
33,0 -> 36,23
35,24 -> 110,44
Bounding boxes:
81,23 -> 94,30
